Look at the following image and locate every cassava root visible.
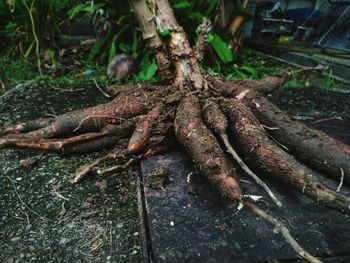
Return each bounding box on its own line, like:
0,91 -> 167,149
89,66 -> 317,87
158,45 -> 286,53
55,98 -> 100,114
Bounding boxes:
1,71 -> 347,263
0,6 -> 348,259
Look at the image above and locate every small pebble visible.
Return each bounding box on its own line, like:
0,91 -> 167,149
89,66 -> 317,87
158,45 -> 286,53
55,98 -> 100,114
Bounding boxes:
11,237 -> 21,242
59,238 -> 68,244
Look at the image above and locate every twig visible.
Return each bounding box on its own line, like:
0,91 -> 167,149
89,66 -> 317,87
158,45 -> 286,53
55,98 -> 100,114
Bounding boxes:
222,134 -> 282,207
71,149 -> 126,184
261,124 -> 279,131
245,202 -> 323,263
93,78 -> 111,98
312,117 -> 342,124
21,211 -> 31,225
296,64 -> 327,75
72,114 -> 123,132
51,184 -> 70,201
24,0 -> 42,74
6,176 -> 46,219
59,201 -> 67,223
336,168 -> 344,193
98,154 -> 143,174
0,79 -> 5,90
265,132 -> 290,152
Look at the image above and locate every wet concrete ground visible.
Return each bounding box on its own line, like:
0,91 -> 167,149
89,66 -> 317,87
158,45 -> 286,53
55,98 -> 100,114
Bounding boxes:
0,82 -> 142,263
0,82 -> 349,263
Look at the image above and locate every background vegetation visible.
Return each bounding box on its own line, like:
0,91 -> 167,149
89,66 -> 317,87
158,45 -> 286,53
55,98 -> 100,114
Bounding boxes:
0,0 -> 285,91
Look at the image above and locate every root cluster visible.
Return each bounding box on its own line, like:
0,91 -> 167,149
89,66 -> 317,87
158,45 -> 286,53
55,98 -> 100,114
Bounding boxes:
1,72 -> 349,263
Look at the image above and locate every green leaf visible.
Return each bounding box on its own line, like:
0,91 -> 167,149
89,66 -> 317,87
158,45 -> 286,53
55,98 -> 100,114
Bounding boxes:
139,53 -> 151,74
119,43 -> 131,53
173,1 -> 191,9
205,0 -> 217,17
234,0 -> 250,15
46,49 -> 58,67
67,3 -> 104,20
159,29 -> 170,37
207,33 -> 214,42
24,41 -> 34,58
132,28 -> 138,59
87,37 -> 105,62
144,62 -> 158,80
209,33 -> 233,63
137,63 -> 157,81
187,12 -> 203,22
137,53 -> 158,81
240,65 -> 258,77
109,38 -> 116,62
235,68 -> 249,78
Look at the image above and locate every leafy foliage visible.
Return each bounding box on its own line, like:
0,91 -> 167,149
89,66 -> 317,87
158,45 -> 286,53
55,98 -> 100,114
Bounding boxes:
0,0 -> 237,65
0,0 -> 70,54
0,0 -> 281,86
208,33 -> 233,63
134,52 -> 158,82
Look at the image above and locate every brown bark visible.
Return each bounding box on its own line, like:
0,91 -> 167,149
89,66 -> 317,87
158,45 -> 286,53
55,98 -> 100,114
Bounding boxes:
194,18 -> 212,62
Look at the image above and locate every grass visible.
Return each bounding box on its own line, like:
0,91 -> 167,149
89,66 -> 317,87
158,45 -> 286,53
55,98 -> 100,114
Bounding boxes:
0,51 -> 38,90
1,47 -> 347,94
0,49 -> 109,93
203,49 -> 285,80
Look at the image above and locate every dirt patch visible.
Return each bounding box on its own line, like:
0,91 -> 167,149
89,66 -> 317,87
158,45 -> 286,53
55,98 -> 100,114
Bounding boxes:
270,87 -> 350,118
0,83 -> 142,263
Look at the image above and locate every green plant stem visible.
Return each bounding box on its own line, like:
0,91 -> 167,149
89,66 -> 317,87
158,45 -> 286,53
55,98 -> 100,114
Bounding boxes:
24,0 -> 42,75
